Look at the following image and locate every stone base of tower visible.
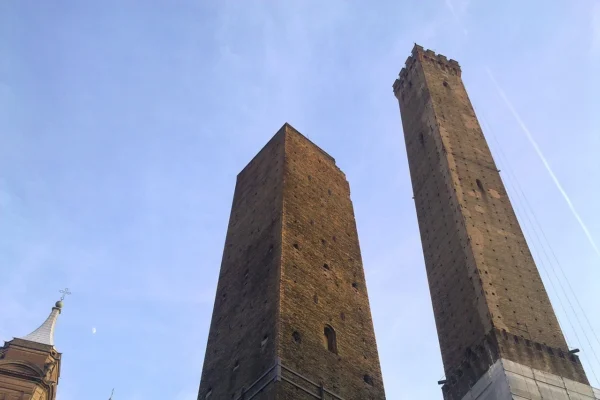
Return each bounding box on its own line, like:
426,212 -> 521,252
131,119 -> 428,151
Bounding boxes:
456,359 -> 600,400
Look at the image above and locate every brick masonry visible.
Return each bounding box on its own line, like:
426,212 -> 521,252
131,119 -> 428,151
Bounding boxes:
197,123 -> 386,400
393,44 -> 588,399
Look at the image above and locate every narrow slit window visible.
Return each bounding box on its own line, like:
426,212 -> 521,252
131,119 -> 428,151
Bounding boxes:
476,179 -> 484,192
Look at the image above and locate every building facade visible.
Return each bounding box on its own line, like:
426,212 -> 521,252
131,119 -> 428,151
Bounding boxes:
0,302 -> 63,400
197,123 -> 386,400
393,44 -> 596,399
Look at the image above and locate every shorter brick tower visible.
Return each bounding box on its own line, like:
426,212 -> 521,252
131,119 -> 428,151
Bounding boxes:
197,123 -> 386,400
0,300 -> 64,400
393,45 -> 597,399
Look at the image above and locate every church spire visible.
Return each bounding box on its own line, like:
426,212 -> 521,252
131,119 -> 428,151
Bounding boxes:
20,288 -> 70,346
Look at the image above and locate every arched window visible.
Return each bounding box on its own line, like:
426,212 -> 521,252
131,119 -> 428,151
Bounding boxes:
324,325 -> 337,354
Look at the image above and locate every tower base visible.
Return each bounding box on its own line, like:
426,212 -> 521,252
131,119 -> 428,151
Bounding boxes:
460,359 -> 600,400
211,358 -> 346,400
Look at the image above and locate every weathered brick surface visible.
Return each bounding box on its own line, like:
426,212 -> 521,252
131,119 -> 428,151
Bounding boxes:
279,126 -> 385,400
198,124 -> 386,399
393,45 -> 587,399
198,130 -> 284,400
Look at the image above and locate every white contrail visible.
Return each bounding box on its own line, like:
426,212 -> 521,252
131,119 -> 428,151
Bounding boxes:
486,67 -> 600,259
442,0 -> 600,259
445,0 -> 469,37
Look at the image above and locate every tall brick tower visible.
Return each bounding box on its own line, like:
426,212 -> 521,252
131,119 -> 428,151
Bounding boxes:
393,45 -> 595,399
197,123 -> 386,400
0,299 -> 64,400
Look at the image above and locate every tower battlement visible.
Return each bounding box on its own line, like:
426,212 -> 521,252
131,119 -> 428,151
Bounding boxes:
392,45 -> 590,400
393,44 -> 461,96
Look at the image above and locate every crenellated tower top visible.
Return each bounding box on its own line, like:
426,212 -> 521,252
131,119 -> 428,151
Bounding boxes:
392,43 -> 592,400
392,44 -> 461,97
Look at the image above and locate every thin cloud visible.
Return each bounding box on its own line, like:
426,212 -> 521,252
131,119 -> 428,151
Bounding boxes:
591,2 -> 600,57
445,0 -> 469,36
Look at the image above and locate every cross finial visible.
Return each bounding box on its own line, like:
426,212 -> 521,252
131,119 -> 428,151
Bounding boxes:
59,288 -> 72,301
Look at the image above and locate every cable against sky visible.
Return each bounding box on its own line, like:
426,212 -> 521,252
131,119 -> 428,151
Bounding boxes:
485,68 -> 600,260
443,0 -> 600,261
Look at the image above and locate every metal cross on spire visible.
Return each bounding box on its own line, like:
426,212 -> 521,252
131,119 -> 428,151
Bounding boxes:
59,288 -> 72,301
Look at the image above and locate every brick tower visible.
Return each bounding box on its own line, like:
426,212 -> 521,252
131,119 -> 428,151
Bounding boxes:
197,123 -> 386,400
393,45 -> 595,399
0,300 -> 64,400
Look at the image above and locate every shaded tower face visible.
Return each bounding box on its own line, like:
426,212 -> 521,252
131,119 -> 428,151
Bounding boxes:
0,302 -> 63,400
197,123 -> 386,400
393,45 -> 590,399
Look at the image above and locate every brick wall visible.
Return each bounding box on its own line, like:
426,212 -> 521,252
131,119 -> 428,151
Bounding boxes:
198,124 -> 386,400
278,125 -> 385,399
393,45 -> 587,399
198,130 -> 285,400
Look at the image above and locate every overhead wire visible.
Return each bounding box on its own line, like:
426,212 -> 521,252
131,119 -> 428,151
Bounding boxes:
435,0 -> 600,389
474,102 -> 600,387
506,169 -> 600,351
474,106 -> 577,346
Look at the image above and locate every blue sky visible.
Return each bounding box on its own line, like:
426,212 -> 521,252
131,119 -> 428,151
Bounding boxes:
1,1 -> 599,399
